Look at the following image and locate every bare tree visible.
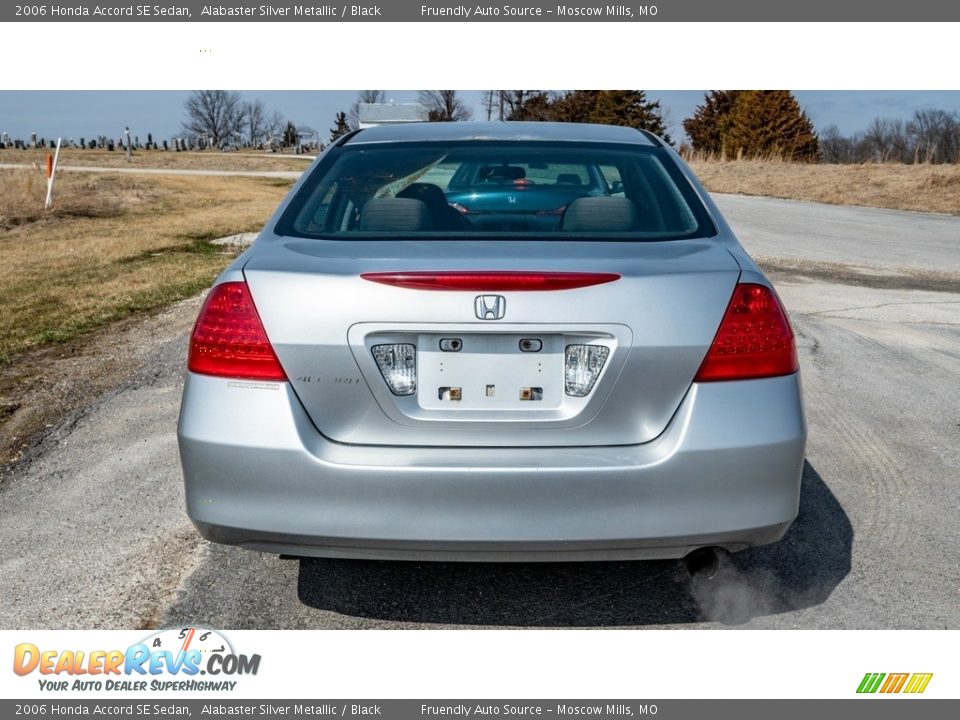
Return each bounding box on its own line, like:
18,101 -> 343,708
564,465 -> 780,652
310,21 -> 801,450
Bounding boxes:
819,125 -> 859,164
482,90 -> 498,120
498,91 -> 546,120
864,117 -> 899,163
181,90 -> 244,146
909,109 -> 960,164
267,110 -> 286,144
348,90 -> 386,129
418,90 -> 473,122
244,99 -> 269,147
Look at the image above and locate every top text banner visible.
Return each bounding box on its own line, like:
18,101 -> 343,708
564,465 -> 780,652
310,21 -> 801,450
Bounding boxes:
6,1 -> 960,22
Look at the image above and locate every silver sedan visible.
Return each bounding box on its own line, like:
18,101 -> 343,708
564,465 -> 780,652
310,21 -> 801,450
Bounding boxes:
177,122 -> 806,566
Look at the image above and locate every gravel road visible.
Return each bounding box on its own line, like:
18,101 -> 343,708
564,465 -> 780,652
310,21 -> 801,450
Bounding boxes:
1,194 -> 958,629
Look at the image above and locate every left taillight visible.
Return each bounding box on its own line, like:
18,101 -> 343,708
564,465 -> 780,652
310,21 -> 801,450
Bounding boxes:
187,281 -> 287,381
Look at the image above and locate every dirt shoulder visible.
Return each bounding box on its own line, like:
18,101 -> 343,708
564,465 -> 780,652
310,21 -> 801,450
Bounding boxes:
0,295 -> 202,479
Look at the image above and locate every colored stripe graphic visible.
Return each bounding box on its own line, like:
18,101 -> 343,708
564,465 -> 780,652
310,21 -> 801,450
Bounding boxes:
904,673 -> 933,694
857,672 -> 932,694
857,673 -> 885,693
880,673 -> 909,693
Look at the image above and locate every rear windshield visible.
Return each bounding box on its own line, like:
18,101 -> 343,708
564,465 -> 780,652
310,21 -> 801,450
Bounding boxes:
277,141 -> 715,241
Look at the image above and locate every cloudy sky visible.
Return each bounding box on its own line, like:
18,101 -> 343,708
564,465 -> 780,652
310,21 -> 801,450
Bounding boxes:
1,90 -> 958,144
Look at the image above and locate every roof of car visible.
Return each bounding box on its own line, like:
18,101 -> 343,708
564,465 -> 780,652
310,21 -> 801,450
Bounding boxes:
344,121 -> 659,146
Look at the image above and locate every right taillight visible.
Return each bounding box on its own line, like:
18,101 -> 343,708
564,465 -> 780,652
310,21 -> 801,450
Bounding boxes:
188,281 -> 287,381
695,283 -> 798,382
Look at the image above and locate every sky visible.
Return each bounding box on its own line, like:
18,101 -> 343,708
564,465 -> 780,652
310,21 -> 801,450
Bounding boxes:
1,90 -> 959,145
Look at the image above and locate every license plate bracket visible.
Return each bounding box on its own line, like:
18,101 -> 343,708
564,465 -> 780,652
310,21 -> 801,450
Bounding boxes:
418,333 -> 562,410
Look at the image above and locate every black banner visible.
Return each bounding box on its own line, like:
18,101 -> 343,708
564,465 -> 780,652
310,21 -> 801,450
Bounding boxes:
1,700 -> 957,719
5,1 -> 960,22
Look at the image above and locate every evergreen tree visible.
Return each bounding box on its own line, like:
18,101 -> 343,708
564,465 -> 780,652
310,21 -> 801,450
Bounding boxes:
549,90 -> 601,123
329,112 -> 350,142
723,91 -> 819,160
502,91 -> 551,120
509,90 -> 672,143
283,121 -> 300,147
683,90 -> 744,155
590,91 -> 671,143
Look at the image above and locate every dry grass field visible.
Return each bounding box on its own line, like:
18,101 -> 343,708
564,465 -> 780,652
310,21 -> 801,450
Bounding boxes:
0,168 -> 293,364
0,147 -> 313,172
689,159 -> 960,215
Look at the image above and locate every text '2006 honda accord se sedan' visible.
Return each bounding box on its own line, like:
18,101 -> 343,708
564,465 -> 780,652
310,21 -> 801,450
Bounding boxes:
177,121 -> 806,566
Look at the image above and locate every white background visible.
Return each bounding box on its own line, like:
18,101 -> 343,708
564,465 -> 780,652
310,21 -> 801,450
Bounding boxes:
1,19 -> 957,701
0,22 -> 958,90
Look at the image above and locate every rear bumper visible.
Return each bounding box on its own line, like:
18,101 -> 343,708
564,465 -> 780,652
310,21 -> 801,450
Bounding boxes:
178,373 -> 805,561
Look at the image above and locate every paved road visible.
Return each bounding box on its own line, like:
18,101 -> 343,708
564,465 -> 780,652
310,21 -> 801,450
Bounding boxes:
715,194 -> 960,273
1,195 -> 958,629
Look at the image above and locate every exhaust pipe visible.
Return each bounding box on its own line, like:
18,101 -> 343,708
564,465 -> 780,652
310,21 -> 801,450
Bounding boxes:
683,547 -> 730,580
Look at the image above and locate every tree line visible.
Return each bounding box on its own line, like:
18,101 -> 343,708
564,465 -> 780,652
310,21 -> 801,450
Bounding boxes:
182,89 -> 960,165
683,91 -> 960,164
819,110 -> 960,164
329,90 -> 670,142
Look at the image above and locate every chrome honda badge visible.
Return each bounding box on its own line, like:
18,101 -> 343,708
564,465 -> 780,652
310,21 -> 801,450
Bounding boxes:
475,295 -> 506,320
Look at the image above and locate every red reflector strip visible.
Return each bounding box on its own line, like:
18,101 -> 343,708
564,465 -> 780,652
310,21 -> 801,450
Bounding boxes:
188,281 -> 287,381
360,271 -> 620,292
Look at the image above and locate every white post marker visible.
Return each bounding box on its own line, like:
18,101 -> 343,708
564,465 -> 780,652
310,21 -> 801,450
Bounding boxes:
44,136 -> 62,210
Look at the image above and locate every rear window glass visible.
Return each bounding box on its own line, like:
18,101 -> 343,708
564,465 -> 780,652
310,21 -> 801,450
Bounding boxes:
277,141 -> 714,240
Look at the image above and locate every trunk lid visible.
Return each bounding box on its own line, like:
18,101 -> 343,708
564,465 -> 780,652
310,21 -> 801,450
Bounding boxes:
243,238 -> 740,447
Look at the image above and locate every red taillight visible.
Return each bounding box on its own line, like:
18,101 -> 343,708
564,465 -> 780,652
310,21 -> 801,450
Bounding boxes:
187,281 -> 287,381
360,271 -> 620,292
695,283 -> 799,382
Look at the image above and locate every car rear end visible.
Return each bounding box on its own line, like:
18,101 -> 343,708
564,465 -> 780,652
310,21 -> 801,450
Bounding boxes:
177,122 -> 805,561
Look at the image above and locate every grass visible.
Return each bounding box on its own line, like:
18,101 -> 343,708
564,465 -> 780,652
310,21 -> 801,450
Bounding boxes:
0,168 -> 293,364
0,147 -> 312,172
688,159 -> 960,215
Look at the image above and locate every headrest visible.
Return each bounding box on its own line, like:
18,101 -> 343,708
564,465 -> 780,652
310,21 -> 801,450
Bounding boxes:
561,197 -> 640,232
360,197 -> 434,232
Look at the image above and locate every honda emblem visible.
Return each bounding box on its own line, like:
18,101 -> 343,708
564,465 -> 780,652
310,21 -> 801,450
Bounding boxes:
474,295 -> 506,320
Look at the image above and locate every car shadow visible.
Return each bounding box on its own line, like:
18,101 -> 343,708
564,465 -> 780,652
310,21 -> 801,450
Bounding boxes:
296,460 -> 852,626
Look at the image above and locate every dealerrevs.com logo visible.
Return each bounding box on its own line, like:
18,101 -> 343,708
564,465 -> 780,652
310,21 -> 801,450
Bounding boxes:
13,628 -> 260,692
